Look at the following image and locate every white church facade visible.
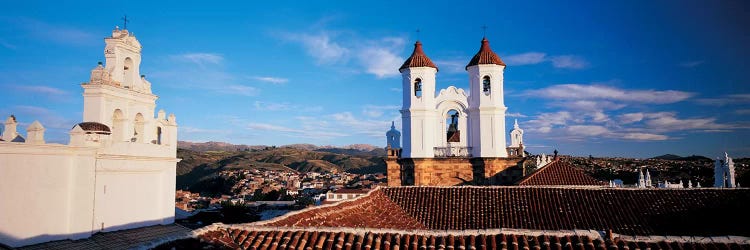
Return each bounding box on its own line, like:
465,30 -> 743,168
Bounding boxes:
0,27 -> 178,247
386,37 -> 528,186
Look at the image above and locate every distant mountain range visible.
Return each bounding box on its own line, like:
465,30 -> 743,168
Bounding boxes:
178,141 -> 384,155
650,154 -> 712,161
176,141 -> 386,192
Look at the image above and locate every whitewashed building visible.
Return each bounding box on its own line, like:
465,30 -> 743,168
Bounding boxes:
386,38 -> 529,186
399,38 -> 517,158
0,27 -> 178,247
715,152 -> 737,188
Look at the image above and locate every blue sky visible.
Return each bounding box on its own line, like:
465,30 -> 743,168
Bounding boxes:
1,1 -> 749,158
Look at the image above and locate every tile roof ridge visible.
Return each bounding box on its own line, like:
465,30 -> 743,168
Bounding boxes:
195,225 -> 750,245
252,187 -> 385,226
399,40 -> 438,72
514,159 -> 559,185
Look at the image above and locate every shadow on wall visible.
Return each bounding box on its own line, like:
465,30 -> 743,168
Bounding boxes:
393,157 -> 526,186
0,217 -> 174,248
470,158 -> 526,186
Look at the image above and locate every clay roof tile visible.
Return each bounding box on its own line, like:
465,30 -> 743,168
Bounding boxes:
399,41 -> 438,72
466,37 -> 506,69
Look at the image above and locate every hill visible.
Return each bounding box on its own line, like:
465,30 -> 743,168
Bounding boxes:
651,154 -> 712,162
651,154 -> 682,160
176,144 -> 386,192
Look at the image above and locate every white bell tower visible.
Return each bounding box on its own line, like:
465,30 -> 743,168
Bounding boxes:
509,119 -> 523,147
81,27 -> 173,146
466,37 -> 508,158
400,41 -> 438,158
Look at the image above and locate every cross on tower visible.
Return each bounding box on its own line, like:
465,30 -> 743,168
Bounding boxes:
122,15 -> 129,30
481,25 -> 487,37
416,28 -> 421,40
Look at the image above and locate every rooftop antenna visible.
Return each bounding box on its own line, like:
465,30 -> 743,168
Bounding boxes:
122,15 -> 129,30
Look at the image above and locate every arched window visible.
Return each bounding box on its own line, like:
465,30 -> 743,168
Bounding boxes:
482,76 -> 491,95
156,127 -> 162,145
133,113 -> 144,142
112,109 -> 125,141
414,78 -> 422,97
446,109 -> 460,142
123,57 -> 133,87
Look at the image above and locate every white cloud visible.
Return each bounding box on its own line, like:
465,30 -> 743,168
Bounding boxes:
548,55 -> 589,69
619,113 -> 645,124
566,125 -> 610,136
554,100 -> 626,111
643,112 -> 728,131
432,59 -> 466,73
506,112 -> 527,118
13,17 -> 96,46
504,52 -> 547,65
171,53 -> 223,66
247,122 -> 348,139
359,46 -> 404,78
362,105 -> 400,118
736,109 -> 750,115
696,93 -> 750,106
526,111 -> 573,133
622,133 -> 668,140
523,109 -> 738,142
254,101 -> 322,112
501,52 -> 589,69
247,123 -> 300,133
589,111 -> 609,123
251,76 -> 289,84
11,85 -> 68,96
285,32 -> 349,64
282,29 -> 407,78
524,84 -> 694,104
254,101 -> 291,111
2,105 -> 76,133
218,84 -> 259,96
329,111 -> 394,138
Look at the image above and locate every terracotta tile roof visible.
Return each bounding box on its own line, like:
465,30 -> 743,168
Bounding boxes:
196,226 -> 750,250
264,189 -> 425,229
253,187 -> 750,237
399,41 -> 438,72
74,122 -> 112,134
466,37 -> 506,69
517,160 -> 605,186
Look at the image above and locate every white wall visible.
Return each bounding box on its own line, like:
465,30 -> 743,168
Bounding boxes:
0,143 -> 97,247
0,140 -> 177,247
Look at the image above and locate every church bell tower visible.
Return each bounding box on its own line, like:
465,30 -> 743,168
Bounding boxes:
400,41 -> 438,158
466,37 -> 508,157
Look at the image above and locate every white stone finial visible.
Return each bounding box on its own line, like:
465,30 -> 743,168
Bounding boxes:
514,119 -> 519,129
69,125 -> 86,146
3,115 -> 20,142
168,113 -> 177,125
158,109 -> 166,120
26,120 -> 45,144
